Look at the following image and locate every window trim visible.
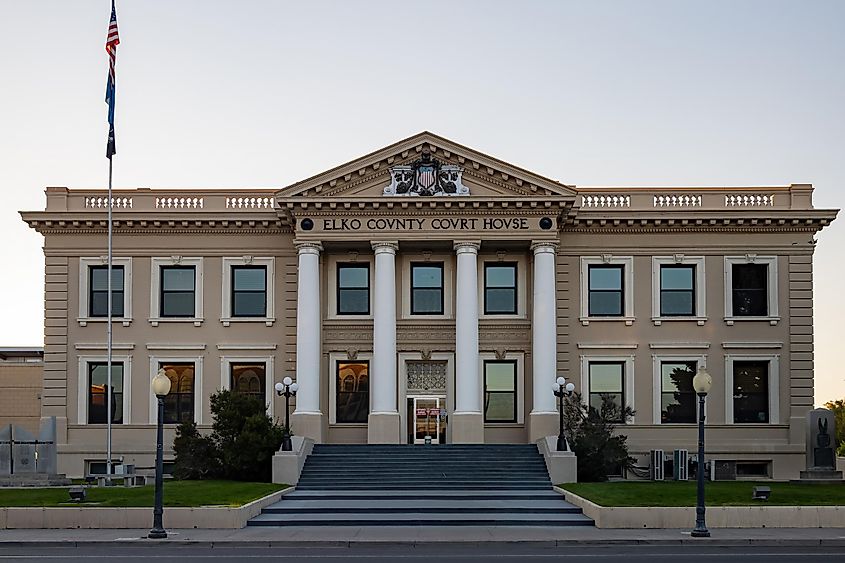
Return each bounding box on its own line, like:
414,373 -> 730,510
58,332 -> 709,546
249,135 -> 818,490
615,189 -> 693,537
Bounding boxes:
78,257 -> 133,327
723,256 -> 779,325
400,253 -> 453,319
724,354 -> 780,425
651,354 -> 707,424
651,256 -> 707,325
221,257 -> 276,326
482,262 -> 518,316
77,354 -> 132,425
219,355 -> 275,416
147,355 -> 203,424
410,261 -> 445,316
330,355 -> 373,425
478,352 -> 524,426
149,257 -> 204,326
579,355 -> 635,424
483,359 -> 518,423
336,262 -> 371,316
579,256 -> 635,325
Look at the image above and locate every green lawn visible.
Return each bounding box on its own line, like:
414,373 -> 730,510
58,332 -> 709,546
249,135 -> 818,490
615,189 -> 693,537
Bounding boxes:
0,480 -> 287,508
560,480 -> 845,507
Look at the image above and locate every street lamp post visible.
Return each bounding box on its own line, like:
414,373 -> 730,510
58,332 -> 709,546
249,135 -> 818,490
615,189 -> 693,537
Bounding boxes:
275,377 -> 299,452
148,368 -> 171,540
552,376 -> 576,452
691,366 -> 713,538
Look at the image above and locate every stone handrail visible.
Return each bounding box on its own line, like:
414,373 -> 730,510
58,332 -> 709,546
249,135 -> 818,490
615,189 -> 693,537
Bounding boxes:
578,184 -> 813,211
47,188 -> 278,213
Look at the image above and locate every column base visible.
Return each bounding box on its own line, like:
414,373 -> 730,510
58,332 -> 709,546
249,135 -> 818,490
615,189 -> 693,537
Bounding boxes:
291,412 -> 324,443
529,411 -> 559,443
451,412 -> 484,444
368,412 -> 401,444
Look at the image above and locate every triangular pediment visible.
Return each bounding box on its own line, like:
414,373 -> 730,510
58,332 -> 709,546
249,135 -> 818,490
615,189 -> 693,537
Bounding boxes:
276,132 -> 576,200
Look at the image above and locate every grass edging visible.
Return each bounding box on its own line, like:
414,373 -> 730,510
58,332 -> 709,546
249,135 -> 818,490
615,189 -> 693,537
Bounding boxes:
0,485 -> 294,530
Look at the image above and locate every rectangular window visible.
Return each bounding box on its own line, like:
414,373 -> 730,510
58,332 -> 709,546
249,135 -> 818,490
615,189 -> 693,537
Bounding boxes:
160,266 -> 196,317
410,263 -> 444,315
484,263 -> 517,315
336,361 -> 369,423
660,265 -> 695,316
231,362 -> 267,407
588,362 -> 624,421
89,265 -> 124,317
159,363 -> 195,424
732,264 -> 768,317
733,361 -> 769,423
88,362 -> 123,424
660,361 -> 697,423
231,266 -> 267,317
588,265 -> 624,316
484,360 -> 517,423
337,263 -> 370,315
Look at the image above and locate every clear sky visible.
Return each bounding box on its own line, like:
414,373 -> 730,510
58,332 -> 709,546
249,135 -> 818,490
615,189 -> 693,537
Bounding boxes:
1,0 -> 842,405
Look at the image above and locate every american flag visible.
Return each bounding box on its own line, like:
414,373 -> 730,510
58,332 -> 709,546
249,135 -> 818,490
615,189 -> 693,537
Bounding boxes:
105,1 -> 120,159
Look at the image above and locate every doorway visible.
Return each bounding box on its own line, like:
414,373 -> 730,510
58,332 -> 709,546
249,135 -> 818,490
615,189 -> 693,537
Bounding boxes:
406,396 -> 446,444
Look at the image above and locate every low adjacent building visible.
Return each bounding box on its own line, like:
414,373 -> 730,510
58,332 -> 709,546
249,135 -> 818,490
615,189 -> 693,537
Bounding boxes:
19,132 -> 838,479
0,347 -> 44,435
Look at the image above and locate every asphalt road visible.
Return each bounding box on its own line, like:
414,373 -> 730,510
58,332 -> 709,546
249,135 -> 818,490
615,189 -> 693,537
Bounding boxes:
0,545 -> 843,562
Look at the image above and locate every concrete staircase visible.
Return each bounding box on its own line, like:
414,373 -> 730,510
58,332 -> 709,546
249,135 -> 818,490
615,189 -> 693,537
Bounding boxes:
249,444 -> 592,527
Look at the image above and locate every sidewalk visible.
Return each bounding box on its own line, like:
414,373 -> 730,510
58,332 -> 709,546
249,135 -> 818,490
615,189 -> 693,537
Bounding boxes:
1,526 -> 845,547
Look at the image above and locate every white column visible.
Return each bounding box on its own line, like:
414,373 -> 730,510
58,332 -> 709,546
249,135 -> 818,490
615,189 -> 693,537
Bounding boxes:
531,241 -> 559,416
371,242 -> 398,415
294,242 -> 322,416
454,241 -> 481,414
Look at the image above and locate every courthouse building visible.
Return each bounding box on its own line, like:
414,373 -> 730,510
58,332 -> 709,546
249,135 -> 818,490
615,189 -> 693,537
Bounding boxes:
21,132 -> 838,479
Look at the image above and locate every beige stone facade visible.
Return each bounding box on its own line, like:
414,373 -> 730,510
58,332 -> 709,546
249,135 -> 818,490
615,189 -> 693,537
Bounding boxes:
0,348 -> 44,435
20,132 -> 838,479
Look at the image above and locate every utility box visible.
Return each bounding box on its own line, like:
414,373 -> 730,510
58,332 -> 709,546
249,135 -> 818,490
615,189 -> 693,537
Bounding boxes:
650,449 -> 665,480
673,449 -> 689,480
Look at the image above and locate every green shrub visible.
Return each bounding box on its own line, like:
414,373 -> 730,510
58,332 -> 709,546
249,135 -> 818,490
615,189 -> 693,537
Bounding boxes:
563,392 -> 635,482
172,390 -> 283,482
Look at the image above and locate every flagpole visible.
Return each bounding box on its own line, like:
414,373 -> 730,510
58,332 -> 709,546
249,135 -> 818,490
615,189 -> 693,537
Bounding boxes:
106,155 -> 113,481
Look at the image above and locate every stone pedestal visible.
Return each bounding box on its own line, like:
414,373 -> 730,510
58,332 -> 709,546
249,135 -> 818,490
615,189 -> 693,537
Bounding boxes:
272,436 -> 314,485
537,435 -> 578,484
451,412 -> 484,444
291,412 -> 324,444
368,412 -> 401,444
529,412 -> 559,443
794,408 -> 843,483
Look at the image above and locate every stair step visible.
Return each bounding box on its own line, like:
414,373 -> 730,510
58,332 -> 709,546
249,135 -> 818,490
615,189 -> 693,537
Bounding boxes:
248,512 -> 593,527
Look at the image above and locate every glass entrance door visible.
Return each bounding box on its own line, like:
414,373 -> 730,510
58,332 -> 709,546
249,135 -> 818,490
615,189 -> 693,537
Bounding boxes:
411,396 -> 445,444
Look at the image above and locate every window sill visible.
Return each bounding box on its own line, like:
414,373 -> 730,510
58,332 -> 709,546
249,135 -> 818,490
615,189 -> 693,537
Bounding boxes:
579,316 -> 635,326
328,423 -> 368,428
149,317 -> 204,327
652,316 -> 707,326
78,317 -> 133,327
724,316 -> 780,326
327,314 -> 374,321
480,314 -> 527,321
483,422 -> 523,427
221,317 -> 276,327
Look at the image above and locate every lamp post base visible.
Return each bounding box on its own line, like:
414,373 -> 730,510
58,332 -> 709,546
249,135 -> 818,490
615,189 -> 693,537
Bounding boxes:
556,433 -> 568,452
148,528 -> 167,539
691,527 -> 710,538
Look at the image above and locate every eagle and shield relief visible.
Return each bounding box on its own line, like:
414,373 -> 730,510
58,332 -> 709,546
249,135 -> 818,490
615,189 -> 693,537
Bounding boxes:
384,151 -> 470,196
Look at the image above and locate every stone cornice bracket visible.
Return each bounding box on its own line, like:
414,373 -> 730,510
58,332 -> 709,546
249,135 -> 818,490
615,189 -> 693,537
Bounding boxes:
453,241 -> 481,254
294,241 -> 323,255
530,240 -> 559,254
371,241 -> 399,253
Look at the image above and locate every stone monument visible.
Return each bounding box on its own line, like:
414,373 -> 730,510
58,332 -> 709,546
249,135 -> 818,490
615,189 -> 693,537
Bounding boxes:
798,408 -> 843,482
0,417 -> 69,486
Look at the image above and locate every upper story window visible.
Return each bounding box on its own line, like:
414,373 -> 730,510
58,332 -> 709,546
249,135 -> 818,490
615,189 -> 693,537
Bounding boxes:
588,361 -> 625,422
160,266 -> 196,317
484,263 -> 517,315
231,266 -> 267,317
660,265 -> 695,316
89,265 -> 124,317
483,360 -> 517,423
159,362 -> 195,424
88,362 -> 123,424
660,360 -> 697,423
724,256 -> 779,323
588,265 -> 624,316
337,263 -> 370,315
410,263 -> 444,315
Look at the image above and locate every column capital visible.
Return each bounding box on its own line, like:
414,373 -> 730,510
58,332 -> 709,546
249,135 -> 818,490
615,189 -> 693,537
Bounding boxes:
371,241 -> 399,254
530,240 -> 559,254
295,241 -> 323,255
453,241 -> 481,254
